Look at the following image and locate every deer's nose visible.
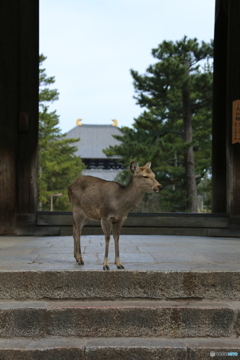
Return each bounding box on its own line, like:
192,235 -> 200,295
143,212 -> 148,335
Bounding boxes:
158,185 -> 163,191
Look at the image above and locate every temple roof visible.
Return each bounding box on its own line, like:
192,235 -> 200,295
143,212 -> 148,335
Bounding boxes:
64,124 -> 122,159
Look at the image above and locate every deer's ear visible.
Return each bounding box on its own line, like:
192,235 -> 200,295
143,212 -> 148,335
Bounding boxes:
130,161 -> 139,174
145,162 -> 151,169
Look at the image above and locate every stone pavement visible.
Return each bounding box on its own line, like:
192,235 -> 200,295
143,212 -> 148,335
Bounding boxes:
0,234 -> 240,272
1,234 -> 240,359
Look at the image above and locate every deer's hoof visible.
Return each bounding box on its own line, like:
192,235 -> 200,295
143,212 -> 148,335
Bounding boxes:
117,265 -> 125,269
78,260 -> 84,265
103,265 -> 110,270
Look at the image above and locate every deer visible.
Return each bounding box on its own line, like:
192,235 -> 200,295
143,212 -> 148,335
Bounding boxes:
68,161 -> 162,270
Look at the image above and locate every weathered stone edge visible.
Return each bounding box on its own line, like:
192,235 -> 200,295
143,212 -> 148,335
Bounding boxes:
0,270 -> 240,300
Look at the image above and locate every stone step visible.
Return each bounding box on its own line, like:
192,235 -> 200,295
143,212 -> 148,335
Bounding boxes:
0,299 -> 239,338
0,270 -> 240,300
0,337 -> 240,360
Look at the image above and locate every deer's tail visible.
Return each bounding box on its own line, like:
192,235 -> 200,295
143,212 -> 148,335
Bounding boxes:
68,186 -> 73,205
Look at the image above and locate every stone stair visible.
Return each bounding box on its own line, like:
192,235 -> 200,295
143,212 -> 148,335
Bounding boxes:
0,269 -> 240,359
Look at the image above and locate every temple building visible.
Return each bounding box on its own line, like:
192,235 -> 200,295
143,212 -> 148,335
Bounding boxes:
64,120 -> 124,181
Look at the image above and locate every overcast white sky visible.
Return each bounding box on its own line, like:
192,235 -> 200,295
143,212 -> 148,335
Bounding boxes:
40,0 -> 215,134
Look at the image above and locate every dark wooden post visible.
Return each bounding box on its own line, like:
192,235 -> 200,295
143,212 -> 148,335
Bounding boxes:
0,1 -> 39,234
212,0 -> 228,213
17,0 -> 39,214
212,0 -> 240,216
226,0 -> 240,215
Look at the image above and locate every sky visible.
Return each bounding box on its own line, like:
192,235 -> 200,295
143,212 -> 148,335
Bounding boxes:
40,0 -> 215,134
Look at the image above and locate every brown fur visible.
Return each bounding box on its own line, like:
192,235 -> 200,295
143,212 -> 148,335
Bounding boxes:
68,161 -> 162,270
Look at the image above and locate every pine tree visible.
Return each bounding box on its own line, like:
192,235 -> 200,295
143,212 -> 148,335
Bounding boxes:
105,37 -> 213,212
39,55 -> 85,211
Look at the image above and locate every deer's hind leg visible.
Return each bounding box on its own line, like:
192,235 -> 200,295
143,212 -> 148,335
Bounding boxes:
73,209 -> 88,265
101,218 -> 112,270
112,219 -> 124,269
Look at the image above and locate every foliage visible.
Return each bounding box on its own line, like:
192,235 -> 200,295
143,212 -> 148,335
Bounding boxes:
105,37 -> 213,212
38,55 -> 85,211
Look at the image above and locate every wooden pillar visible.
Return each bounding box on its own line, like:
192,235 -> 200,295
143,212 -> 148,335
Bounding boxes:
212,0 -> 240,216
17,0 -> 39,214
0,1 -> 39,234
226,0 -> 240,215
212,0 -> 228,213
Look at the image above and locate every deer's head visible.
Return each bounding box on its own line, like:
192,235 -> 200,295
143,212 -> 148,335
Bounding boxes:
130,161 -> 163,193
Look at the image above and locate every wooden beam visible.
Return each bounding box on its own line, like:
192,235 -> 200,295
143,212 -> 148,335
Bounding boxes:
37,212 -> 229,229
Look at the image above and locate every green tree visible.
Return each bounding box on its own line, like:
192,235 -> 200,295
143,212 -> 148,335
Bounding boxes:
105,37 -> 213,212
39,55 -> 84,211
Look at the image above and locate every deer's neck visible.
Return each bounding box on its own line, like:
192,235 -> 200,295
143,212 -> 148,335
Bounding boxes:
121,177 -> 145,210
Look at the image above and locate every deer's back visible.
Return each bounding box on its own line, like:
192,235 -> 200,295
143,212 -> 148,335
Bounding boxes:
69,175 -> 127,220
69,175 -> 125,203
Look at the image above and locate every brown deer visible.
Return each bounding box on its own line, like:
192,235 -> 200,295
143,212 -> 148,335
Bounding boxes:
68,161 -> 162,270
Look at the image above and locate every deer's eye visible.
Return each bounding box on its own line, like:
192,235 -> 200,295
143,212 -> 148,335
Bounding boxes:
143,176 -> 149,179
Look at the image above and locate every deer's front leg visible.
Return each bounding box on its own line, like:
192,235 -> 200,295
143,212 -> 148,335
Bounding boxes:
101,218 -> 112,270
113,219 -> 124,269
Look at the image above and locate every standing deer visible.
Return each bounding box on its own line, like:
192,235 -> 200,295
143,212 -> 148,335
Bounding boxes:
68,161 -> 162,270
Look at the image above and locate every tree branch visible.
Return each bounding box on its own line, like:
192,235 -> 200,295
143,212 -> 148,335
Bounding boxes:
154,130 -> 183,141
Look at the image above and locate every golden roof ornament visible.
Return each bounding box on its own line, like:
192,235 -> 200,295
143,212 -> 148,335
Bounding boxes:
76,119 -> 82,126
112,119 -> 118,126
